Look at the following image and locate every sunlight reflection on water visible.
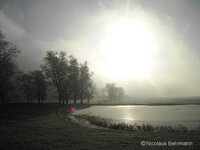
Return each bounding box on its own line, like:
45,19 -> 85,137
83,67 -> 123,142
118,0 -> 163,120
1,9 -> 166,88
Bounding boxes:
74,105 -> 200,128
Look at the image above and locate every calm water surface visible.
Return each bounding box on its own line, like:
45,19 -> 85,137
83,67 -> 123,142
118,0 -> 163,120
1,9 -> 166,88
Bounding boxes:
74,105 -> 200,128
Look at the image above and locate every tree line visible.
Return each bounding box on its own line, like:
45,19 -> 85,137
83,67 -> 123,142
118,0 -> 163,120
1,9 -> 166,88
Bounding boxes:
105,83 -> 125,101
0,30 -> 95,104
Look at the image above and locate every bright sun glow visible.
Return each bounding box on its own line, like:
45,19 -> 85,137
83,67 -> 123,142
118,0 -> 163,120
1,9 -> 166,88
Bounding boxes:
101,19 -> 155,79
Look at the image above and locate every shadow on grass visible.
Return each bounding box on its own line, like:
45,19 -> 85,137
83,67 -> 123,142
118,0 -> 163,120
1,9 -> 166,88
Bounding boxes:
0,103 -> 65,121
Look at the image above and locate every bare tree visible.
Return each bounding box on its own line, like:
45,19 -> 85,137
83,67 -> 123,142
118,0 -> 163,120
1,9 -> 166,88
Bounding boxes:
79,61 -> 94,104
105,83 -> 125,101
0,31 -> 20,104
41,51 -> 69,104
21,73 -> 34,103
85,81 -> 96,104
42,50 -> 95,104
68,55 -> 80,104
105,83 -> 116,101
115,87 -> 125,101
31,70 -> 47,103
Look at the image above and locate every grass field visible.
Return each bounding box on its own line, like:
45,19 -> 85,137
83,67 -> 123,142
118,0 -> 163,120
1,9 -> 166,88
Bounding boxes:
0,104 -> 200,150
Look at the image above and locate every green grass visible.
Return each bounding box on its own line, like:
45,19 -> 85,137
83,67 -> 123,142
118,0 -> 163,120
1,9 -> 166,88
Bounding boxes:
0,104 -> 200,150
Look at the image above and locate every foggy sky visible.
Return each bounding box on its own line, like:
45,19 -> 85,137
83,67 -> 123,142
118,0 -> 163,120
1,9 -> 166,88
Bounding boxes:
1,0 -> 200,98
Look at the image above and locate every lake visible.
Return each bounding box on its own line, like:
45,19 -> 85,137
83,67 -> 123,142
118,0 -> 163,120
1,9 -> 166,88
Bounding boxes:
74,105 -> 200,129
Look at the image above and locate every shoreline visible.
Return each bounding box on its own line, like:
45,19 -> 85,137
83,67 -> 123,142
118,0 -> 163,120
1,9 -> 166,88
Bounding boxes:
0,104 -> 200,149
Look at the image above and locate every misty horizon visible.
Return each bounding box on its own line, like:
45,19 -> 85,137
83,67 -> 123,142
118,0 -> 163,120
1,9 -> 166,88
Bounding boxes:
1,0 -> 200,98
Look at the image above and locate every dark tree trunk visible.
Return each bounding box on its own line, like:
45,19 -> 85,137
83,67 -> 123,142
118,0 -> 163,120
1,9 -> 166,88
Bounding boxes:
57,87 -> 61,104
62,90 -> 66,105
62,98 -> 65,104
66,97 -> 68,105
80,96 -> 83,104
74,95 -> 77,104
37,81 -> 40,104
25,86 -> 32,103
27,88 -> 33,103
25,90 -> 29,103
